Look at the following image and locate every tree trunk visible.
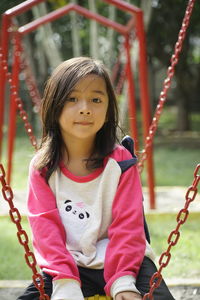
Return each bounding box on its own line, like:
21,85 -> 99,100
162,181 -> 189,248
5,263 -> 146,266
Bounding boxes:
70,0 -> 82,57
141,0 -> 153,30
175,77 -> 191,131
175,36 -> 191,131
119,0 -> 152,130
106,5 -> 116,69
32,2 -> 62,70
88,0 -> 99,59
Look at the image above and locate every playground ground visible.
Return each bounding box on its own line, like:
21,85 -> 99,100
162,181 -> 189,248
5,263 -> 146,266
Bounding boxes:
0,281 -> 199,300
0,186 -> 200,299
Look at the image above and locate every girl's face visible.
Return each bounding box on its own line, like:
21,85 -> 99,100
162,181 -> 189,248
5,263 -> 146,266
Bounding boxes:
59,74 -> 109,143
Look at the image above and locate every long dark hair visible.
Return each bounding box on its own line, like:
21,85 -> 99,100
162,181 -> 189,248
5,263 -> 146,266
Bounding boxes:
35,57 -> 119,182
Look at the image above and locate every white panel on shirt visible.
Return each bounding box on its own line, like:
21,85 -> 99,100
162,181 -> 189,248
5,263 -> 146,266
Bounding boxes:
49,158 -> 122,269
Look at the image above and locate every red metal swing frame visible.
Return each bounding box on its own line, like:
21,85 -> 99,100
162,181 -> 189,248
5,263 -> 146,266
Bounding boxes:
0,0 -> 155,208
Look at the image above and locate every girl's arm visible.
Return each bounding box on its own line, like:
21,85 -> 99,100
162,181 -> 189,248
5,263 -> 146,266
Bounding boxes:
27,160 -> 84,300
104,150 -> 146,298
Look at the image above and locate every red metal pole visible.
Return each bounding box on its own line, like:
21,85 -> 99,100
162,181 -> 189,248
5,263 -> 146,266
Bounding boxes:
3,0 -> 44,17
0,0 -> 44,176
7,34 -> 21,184
136,11 -> 155,209
103,0 -> 141,14
124,35 -> 139,151
18,4 -> 127,36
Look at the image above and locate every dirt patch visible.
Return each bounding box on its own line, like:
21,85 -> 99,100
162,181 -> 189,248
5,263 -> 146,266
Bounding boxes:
0,286 -> 200,300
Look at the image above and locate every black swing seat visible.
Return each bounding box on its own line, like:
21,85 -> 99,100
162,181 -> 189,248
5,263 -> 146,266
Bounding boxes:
118,135 -> 151,244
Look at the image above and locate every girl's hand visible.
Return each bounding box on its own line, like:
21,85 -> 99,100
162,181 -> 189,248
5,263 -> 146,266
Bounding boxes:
115,291 -> 142,300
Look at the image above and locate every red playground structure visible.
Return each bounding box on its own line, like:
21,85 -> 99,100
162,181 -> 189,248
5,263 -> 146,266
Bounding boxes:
0,0 -> 155,208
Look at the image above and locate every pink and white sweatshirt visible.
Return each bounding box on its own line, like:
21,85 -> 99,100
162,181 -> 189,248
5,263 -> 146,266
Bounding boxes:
27,145 -> 154,300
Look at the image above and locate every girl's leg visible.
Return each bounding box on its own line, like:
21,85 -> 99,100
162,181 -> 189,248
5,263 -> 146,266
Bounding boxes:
78,266 -> 106,297
16,268 -> 105,299
16,273 -> 52,300
136,257 -> 175,300
17,259 -> 174,300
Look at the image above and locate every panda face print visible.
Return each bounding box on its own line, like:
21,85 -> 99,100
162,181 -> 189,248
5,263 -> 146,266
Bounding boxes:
61,199 -> 91,249
64,200 -> 90,220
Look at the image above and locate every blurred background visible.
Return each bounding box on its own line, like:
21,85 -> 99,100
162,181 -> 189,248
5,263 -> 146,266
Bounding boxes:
0,0 -> 199,189
0,0 -> 199,285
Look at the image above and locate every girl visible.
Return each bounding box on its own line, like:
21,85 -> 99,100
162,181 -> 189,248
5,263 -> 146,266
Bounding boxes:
17,57 -> 174,300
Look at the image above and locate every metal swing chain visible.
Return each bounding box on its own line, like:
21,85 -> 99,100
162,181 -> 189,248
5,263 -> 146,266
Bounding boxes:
0,42 -> 37,150
19,43 -> 42,112
143,163 -> 200,300
140,0 -> 197,298
138,0 -> 196,173
20,59 -> 41,113
115,34 -> 136,95
0,164 -> 50,300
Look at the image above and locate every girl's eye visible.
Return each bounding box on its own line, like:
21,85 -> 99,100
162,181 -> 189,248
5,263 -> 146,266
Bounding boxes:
92,98 -> 102,103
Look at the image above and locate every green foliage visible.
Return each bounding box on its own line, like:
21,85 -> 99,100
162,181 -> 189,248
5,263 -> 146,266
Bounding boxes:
0,0 -> 22,16
148,0 -> 200,64
147,0 -> 200,127
1,0 -> 200,132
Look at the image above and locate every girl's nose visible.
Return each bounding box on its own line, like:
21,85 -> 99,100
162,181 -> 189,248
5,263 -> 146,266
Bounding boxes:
80,110 -> 91,115
79,100 -> 91,115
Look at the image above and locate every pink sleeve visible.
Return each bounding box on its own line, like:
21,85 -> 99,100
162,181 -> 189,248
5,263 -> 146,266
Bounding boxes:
27,160 -> 80,283
104,148 -> 146,295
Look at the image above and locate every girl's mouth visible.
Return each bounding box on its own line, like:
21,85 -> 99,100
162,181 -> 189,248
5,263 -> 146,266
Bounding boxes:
74,122 -> 93,126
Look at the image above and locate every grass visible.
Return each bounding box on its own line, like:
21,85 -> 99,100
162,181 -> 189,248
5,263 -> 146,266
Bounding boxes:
0,213 -> 199,280
0,216 -> 32,280
149,144 -> 199,186
1,134 -> 35,191
146,213 -> 200,279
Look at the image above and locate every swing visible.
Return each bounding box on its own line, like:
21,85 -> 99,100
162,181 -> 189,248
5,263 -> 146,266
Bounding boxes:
0,1 -> 199,300
20,44 -> 42,113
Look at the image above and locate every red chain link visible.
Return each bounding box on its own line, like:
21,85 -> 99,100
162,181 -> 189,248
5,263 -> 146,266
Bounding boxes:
116,67 -> 126,95
138,0 -> 196,173
115,34 -> 136,95
20,43 -> 42,112
143,163 -> 200,300
0,163 -> 50,300
0,45 -> 37,150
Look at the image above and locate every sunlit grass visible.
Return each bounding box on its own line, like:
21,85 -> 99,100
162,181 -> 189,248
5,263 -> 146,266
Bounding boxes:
0,213 -> 199,280
140,144 -> 199,187
146,212 -> 200,279
2,134 -> 35,191
0,216 -> 33,280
